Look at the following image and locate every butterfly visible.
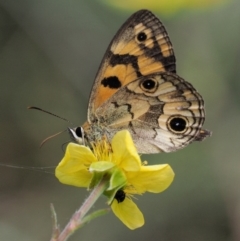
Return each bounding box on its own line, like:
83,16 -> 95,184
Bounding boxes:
69,9 -> 211,154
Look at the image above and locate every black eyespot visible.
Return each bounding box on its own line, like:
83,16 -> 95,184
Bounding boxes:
75,127 -> 82,138
137,32 -> 147,42
115,190 -> 126,203
169,117 -> 187,133
141,79 -> 156,90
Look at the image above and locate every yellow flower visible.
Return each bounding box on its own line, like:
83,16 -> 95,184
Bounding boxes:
55,130 -> 174,229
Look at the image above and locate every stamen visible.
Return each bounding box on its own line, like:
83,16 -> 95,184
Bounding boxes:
91,136 -> 112,161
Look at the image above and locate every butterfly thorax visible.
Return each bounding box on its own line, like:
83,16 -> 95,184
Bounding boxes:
82,121 -> 114,145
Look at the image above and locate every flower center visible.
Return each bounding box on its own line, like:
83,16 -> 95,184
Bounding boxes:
91,138 -> 112,161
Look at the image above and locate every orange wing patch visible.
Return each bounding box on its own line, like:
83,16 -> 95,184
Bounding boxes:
94,63 -> 138,108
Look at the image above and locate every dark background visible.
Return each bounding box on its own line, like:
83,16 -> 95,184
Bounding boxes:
1,0 -> 239,240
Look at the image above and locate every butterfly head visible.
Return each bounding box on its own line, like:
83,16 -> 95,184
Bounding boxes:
68,127 -> 85,145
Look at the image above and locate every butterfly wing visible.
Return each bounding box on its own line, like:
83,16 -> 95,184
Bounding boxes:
94,73 -> 211,153
88,10 -> 176,122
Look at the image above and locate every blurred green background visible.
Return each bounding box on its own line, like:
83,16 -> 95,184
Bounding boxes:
0,0 -> 239,240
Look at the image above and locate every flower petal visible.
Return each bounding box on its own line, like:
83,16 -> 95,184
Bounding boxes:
112,130 -> 141,172
127,164 -> 175,193
55,143 -> 96,187
111,198 -> 144,230
56,168 -> 92,187
58,143 -> 97,171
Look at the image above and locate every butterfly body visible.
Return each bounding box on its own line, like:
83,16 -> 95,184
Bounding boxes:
70,10 -> 211,154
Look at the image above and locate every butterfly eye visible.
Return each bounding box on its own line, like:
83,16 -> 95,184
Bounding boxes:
68,127 -> 85,145
115,189 -> 126,203
75,127 -> 83,138
140,78 -> 158,93
167,116 -> 188,133
136,31 -> 147,42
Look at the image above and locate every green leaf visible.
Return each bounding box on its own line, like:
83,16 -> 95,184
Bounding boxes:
108,168 -> 127,191
89,161 -> 115,173
104,188 -> 119,205
88,171 -> 105,190
81,208 -> 110,225
89,161 -> 116,189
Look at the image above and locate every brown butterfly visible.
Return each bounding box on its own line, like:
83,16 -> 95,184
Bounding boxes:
69,9 -> 211,153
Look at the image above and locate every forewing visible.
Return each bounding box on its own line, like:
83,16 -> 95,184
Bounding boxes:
88,10 -> 176,121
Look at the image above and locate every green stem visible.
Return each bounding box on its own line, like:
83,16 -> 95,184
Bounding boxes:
50,177 -> 109,241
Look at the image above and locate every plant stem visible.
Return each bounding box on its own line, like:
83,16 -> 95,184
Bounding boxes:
50,177 -> 109,241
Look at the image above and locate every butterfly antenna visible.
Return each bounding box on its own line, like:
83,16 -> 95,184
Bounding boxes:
28,106 -> 73,124
28,106 -> 72,147
40,130 -> 67,148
